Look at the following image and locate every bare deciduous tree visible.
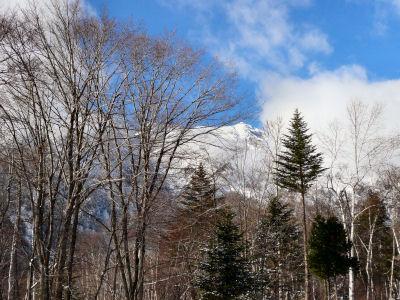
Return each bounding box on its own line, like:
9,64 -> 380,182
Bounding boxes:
0,1 -> 127,298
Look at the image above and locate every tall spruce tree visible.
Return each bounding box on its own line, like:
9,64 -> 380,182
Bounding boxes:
196,209 -> 253,300
182,163 -> 215,211
274,109 -> 326,300
253,197 -> 303,299
308,216 -> 357,299
161,163 -> 217,299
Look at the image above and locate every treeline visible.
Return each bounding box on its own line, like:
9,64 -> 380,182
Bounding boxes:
0,1 -> 399,300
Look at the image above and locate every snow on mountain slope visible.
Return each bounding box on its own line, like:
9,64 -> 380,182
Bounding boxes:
170,122 -> 273,199
179,122 -> 264,162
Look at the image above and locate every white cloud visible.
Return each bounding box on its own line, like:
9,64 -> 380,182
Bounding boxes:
0,0 -> 96,17
259,65 -> 400,135
370,0 -> 400,35
163,0 -> 332,76
299,29 -> 332,54
0,0 -> 47,12
221,0 -> 332,74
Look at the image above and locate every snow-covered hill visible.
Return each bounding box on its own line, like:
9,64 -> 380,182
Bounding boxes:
170,122 -> 272,198
179,122 -> 264,163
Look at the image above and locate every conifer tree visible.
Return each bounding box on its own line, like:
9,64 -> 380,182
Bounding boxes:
253,197 -> 303,299
196,209 -> 253,300
308,215 -> 357,299
161,163 -> 217,299
182,162 -> 215,211
274,109 -> 326,299
179,162 -> 216,238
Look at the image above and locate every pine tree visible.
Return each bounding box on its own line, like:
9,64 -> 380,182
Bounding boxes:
179,162 -> 216,242
253,197 -> 303,299
160,163 -> 217,299
182,163 -> 215,211
308,215 -> 357,299
274,109 -> 326,299
196,209 -> 253,300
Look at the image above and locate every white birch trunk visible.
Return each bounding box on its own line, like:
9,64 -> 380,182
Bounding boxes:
349,220 -> 355,300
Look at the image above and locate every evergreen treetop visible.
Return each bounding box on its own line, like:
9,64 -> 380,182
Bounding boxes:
181,163 -> 214,210
274,109 -> 325,194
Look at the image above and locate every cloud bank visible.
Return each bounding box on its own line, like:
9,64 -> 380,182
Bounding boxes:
0,0 -> 95,17
259,65 -> 400,134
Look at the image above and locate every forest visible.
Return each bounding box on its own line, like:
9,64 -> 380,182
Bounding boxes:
0,1 -> 399,299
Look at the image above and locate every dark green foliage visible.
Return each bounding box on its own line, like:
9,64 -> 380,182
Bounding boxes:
308,215 -> 357,280
196,209 -> 253,300
274,109 -> 325,194
182,163 -> 215,210
253,197 -> 303,299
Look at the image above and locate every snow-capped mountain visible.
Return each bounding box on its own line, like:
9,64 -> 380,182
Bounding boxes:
170,122 -> 272,197
179,122 -> 265,163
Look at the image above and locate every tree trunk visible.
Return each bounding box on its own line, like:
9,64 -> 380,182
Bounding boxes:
278,242 -> 282,300
301,191 -> 309,300
349,222 -> 355,300
327,279 -> 330,300
132,215 -> 147,300
389,229 -> 396,300
7,180 -> 21,300
324,279 -> 330,300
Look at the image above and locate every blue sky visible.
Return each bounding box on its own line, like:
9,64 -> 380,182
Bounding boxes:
84,0 -> 400,131
90,0 -> 400,78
